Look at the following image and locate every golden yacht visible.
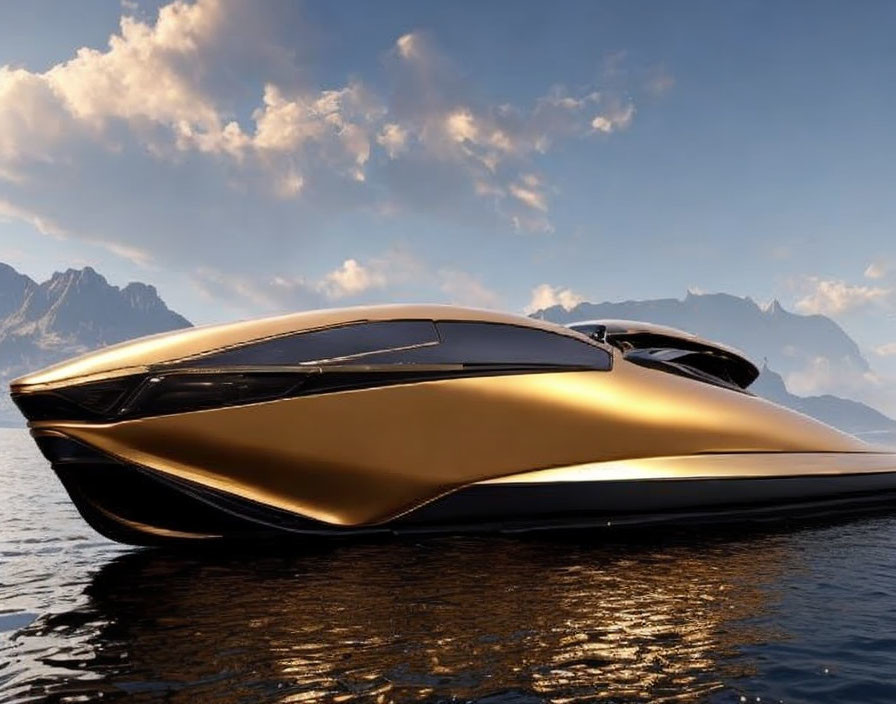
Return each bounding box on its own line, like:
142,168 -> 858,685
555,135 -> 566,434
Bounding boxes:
10,304 -> 896,545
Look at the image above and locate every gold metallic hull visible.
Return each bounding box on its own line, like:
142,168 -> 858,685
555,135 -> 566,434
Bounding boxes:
11,304 -> 896,544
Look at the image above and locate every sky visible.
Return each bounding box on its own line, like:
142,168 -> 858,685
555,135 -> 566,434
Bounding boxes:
1,0 -> 895,404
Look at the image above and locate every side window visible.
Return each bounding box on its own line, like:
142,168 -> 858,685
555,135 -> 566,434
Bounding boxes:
361,321 -> 611,369
183,320 -> 439,367
438,321 -> 611,367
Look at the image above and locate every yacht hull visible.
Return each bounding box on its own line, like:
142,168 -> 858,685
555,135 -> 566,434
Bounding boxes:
37,431 -> 896,545
12,303 -> 896,545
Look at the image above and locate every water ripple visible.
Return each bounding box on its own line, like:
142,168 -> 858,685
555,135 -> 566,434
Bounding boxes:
3,428 -> 896,702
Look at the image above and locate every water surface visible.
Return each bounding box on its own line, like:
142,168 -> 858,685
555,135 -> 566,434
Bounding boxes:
2,427 -> 896,703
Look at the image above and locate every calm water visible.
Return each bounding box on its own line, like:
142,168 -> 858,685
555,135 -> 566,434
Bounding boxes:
2,428 -> 896,703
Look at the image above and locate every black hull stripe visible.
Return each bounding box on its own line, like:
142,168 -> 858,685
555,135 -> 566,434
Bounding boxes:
53,455 -> 896,544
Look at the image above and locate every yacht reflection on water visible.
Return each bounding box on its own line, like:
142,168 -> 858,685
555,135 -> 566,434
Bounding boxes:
12,529 -> 809,703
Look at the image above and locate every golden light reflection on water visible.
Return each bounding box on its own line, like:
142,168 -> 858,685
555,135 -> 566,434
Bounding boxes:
11,532 -> 793,703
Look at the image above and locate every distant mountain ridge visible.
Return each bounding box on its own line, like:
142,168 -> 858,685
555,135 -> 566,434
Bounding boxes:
750,366 -> 896,441
0,263 -> 191,425
534,293 -> 896,445
534,292 -> 868,382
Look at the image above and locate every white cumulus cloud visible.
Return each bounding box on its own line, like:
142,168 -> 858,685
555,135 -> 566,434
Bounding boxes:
794,277 -> 891,315
319,258 -> 388,299
525,283 -> 585,314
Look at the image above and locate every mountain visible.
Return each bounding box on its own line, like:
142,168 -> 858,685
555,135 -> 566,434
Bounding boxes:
535,292 -> 896,446
751,367 -> 896,444
534,292 -> 869,384
0,263 -> 191,426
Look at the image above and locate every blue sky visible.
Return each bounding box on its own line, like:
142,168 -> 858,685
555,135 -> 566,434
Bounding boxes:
1,0 -> 895,392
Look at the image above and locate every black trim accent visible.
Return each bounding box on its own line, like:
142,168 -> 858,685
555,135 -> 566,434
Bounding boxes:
623,351 -> 750,393
11,377 -> 137,422
14,363 -> 605,423
567,322 -> 759,391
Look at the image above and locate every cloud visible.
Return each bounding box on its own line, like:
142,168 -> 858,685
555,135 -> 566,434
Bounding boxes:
377,123 -> 409,158
784,355 -> 894,413
0,0 -> 381,207
380,32 -> 646,231
250,82 -> 382,183
591,102 -> 635,133
193,261 -> 372,316
395,32 -> 422,61
794,277 -> 891,315
524,283 -> 584,314
865,259 -> 890,280
193,249 -> 435,316
0,199 -> 154,266
319,258 -> 387,299
508,174 -> 548,212
193,267 -> 304,312
0,199 -> 69,239
0,0 -> 657,312
874,343 -> 896,357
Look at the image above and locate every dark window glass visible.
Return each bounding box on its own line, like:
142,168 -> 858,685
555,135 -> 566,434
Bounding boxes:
361,321 -> 611,369
11,376 -> 137,422
184,320 -> 439,367
120,373 -> 306,417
